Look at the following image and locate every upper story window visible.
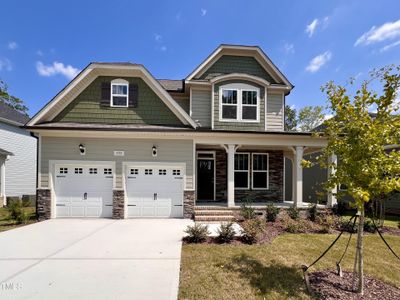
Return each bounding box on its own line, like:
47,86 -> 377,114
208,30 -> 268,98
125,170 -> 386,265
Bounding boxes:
111,79 -> 129,107
219,83 -> 260,122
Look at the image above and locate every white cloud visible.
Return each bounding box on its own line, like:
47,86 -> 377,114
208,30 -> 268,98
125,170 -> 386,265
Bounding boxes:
201,8 -> 207,16
36,50 -> 44,56
355,19 -> 400,46
283,42 -> 295,54
380,39 -> 400,52
306,51 -> 332,73
8,41 -> 18,50
306,19 -> 319,37
0,58 -> 12,71
154,33 -> 162,42
36,61 -> 80,80
160,46 -> 167,52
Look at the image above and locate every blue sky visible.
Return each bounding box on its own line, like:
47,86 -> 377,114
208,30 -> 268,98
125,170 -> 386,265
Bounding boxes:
1,0 -> 400,116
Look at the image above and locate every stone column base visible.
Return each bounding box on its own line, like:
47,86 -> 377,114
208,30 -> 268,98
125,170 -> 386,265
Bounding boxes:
37,189 -> 51,221
183,191 -> 195,219
113,189 -> 125,219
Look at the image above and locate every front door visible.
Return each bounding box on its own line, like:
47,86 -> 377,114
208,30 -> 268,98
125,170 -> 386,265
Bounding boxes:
197,158 -> 215,200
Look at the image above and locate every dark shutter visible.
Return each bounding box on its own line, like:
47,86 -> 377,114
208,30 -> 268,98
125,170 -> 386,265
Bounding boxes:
129,84 -> 138,108
100,82 -> 111,107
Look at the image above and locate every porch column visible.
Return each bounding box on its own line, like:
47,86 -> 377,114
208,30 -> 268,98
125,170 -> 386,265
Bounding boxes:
226,144 -> 236,207
327,154 -> 338,207
1,159 -> 6,206
293,146 -> 304,207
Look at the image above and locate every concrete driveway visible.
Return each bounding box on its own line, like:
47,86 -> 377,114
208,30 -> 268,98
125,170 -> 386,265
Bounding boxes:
0,218 -> 192,300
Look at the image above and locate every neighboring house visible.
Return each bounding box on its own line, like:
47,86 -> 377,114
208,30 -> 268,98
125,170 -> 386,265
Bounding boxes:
0,101 -> 37,205
26,44 -> 329,220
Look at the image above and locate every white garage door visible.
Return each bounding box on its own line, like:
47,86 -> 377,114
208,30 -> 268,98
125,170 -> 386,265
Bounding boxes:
126,166 -> 184,218
54,164 -> 113,218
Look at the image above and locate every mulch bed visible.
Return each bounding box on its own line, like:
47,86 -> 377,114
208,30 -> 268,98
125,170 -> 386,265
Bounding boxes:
309,270 -> 400,299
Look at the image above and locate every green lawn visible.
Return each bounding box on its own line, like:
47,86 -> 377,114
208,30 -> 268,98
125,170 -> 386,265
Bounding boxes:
0,206 -> 36,232
179,234 -> 400,300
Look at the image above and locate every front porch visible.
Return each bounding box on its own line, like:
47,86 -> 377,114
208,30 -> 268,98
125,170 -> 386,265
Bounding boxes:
193,141 -> 336,210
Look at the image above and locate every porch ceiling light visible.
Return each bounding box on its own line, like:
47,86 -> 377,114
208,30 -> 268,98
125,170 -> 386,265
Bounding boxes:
79,144 -> 86,155
152,145 -> 157,157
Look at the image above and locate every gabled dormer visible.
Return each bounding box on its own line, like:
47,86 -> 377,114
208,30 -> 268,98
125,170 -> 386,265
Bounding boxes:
185,45 -> 293,131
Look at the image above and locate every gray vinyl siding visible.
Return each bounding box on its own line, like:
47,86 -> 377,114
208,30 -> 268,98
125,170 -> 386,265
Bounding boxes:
173,98 -> 190,114
40,137 -> 194,190
191,89 -> 211,127
0,122 -> 37,197
266,93 -> 284,131
213,80 -> 265,131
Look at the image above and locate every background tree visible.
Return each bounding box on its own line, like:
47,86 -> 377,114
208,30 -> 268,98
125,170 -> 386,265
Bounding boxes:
284,105 -> 297,131
0,78 -> 29,115
313,65 -> 400,294
297,105 -> 325,132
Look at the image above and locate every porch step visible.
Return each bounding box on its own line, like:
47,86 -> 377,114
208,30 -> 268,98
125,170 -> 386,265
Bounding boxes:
194,215 -> 236,222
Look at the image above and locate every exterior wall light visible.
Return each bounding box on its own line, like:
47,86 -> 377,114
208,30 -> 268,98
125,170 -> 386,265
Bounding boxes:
152,145 -> 157,157
79,144 -> 86,155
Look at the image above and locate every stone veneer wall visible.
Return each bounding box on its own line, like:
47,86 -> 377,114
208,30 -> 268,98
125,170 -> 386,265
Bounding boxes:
215,149 -> 227,201
112,189 -> 125,219
37,188 -> 51,221
184,191 -> 195,219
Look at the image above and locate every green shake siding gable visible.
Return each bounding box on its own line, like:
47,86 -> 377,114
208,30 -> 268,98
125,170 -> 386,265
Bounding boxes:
198,55 -> 277,83
53,76 -> 183,125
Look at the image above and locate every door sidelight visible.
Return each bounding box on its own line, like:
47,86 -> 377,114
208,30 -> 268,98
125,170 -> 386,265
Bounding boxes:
154,193 -> 157,200
84,192 -> 87,200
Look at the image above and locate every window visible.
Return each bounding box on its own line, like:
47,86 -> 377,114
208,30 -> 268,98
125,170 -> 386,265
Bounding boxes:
145,169 -> 153,175
130,168 -> 138,175
234,153 -> 249,189
242,90 -> 258,120
173,169 -> 181,176
89,168 -> 98,174
59,167 -> 68,174
111,79 -> 128,107
104,168 -> 112,175
219,83 -> 259,122
74,168 -> 83,174
252,154 -> 269,189
221,90 -> 238,119
159,169 -> 167,175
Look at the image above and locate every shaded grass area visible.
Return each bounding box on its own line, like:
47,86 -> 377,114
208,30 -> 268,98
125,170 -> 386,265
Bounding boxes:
0,207 -> 36,232
179,234 -> 400,300
341,211 -> 399,228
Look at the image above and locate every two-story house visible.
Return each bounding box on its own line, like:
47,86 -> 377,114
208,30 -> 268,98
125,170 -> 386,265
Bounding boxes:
26,44 -> 329,220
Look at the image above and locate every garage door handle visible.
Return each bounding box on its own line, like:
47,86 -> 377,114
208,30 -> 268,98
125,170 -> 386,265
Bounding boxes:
56,204 -> 66,207
84,192 -> 87,200
154,193 -> 157,200
105,204 -> 113,207
56,175 -> 66,178
127,204 -> 136,207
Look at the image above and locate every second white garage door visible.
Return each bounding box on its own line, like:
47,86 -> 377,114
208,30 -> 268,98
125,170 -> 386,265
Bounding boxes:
125,165 -> 184,218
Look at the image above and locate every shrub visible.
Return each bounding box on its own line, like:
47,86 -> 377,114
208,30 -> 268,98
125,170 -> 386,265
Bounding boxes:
287,206 -> 299,220
316,214 -> 337,234
7,201 -> 30,224
308,204 -> 318,222
217,223 -> 236,243
339,218 -> 357,233
398,221 -> 400,229
332,201 -> 347,216
265,204 -> 280,222
363,219 -> 376,233
184,224 -> 210,243
240,218 -> 265,244
284,218 -> 308,233
240,202 -> 256,220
